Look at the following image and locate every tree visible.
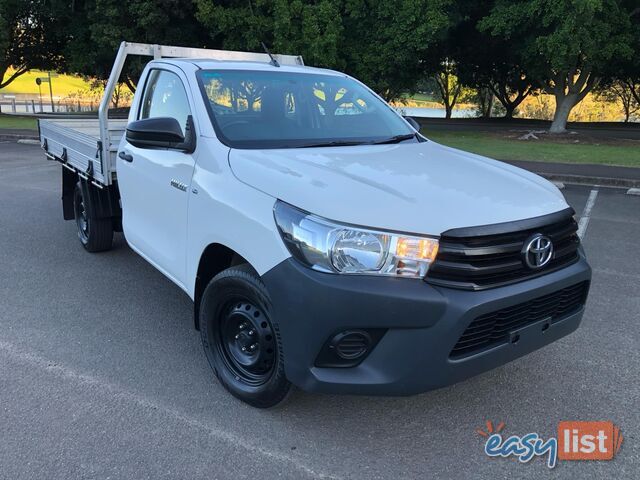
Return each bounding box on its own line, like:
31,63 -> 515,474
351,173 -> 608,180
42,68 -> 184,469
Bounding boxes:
473,87 -> 494,118
195,0 -> 455,101
621,2 -> 640,106
58,0 -> 210,88
459,34 -> 537,119
0,0 -> 64,89
444,1 -> 536,119
624,78 -> 640,106
340,0 -> 454,100
469,39 -> 537,119
88,78 -> 133,110
480,0 -> 635,132
433,59 -> 462,118
598,80 -> 639,122
195,0 -> 344,68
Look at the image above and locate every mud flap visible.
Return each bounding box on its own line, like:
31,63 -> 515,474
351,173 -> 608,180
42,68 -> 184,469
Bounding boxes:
62,166 -> 77,220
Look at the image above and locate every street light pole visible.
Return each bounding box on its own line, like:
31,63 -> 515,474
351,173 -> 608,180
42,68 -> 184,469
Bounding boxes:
48,71 -> 55,113
37,81 -> 43,112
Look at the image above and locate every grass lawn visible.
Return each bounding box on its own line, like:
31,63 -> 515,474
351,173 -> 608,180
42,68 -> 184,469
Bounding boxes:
0,114 -> 37,130
408,92 -> 438,103
0,69 -> 91,97
424,130 -> 640,168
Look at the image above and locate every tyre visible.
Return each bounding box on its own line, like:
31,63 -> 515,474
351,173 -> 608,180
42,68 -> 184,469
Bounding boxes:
73,182 -> 113,252
199,264 -> 291,408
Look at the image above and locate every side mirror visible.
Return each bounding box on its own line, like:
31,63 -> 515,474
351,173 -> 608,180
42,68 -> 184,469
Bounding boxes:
126,116 -> 195,152
403,116 -> 421,132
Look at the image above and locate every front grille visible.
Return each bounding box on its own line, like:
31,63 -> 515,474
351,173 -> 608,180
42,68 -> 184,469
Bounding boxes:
425,211 -> 580,290
450,281 -> 589,358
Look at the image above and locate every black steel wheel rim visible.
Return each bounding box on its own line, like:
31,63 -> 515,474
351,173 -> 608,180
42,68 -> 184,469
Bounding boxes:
215,298 -> 276,386
75,190 -> 89,242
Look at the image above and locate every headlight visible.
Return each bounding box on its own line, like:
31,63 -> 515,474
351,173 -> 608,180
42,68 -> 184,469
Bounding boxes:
273,201 -> 439,278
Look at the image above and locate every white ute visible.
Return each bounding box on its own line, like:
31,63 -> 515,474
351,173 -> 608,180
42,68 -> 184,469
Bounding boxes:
40,42 -> 591,407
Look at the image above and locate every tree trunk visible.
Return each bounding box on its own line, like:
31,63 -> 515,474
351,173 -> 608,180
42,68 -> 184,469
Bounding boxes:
0,64 -> 28,89
504,104 -> 516,119
434,65 -> 461,121
548,69 -> 596,133
489,83 -> 531,121
485,94 -> 493,118
124,77 -> 137,94
478,88 -> 493,118
549,93 -> 579,133
0,65 -> 8,88
623,103 -> 630,122
625,79 -> 640,106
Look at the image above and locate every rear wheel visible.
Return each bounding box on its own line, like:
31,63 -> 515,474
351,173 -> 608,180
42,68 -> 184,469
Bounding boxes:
200,264 -> 291,408
73,182 -> 113,252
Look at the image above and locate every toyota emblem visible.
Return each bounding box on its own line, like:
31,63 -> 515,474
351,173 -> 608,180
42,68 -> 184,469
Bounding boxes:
522,234 -> 553,269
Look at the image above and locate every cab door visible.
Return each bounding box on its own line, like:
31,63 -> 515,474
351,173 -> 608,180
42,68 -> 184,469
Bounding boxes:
117,67 -> 198,287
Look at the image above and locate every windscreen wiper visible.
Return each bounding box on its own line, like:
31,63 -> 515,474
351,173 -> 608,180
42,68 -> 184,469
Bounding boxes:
297,134 -> 417,148
371,133 -> 417,145
298,140 -> 368,148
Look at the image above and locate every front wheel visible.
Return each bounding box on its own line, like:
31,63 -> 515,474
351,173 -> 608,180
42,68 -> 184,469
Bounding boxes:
199,264 -> 291,408
73,182 -> 113,252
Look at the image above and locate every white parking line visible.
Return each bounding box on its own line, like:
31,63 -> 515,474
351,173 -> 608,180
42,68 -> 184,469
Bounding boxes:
577,188 -> 599,239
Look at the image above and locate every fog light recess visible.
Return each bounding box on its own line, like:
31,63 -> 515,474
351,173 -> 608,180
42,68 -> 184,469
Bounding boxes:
315,328 -> 387,368
333,330 -> 371,359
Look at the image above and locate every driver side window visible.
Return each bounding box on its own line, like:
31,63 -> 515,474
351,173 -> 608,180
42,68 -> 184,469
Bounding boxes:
139,70 -> 191,135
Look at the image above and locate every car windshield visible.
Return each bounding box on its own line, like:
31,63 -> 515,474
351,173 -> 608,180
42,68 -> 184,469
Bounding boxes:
197,70 -> 416,149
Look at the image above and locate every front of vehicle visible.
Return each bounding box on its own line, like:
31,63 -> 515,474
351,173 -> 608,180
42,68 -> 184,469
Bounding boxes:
196,65 -> 592,395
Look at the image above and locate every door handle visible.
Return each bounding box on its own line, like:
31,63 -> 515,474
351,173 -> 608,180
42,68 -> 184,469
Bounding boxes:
118,151 -> 133,162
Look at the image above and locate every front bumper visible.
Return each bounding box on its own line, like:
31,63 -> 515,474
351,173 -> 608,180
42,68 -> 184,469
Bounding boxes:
262,252 -> 592,395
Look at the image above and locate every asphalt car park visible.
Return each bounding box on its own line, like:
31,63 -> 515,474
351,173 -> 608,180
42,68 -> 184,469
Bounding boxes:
0,142 -> 638,479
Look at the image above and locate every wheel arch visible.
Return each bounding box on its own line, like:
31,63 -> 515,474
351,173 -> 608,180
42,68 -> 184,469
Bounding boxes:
193,243 -> 254,330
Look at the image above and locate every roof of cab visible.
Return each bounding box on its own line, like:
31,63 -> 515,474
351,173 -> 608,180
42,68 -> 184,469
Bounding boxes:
153,58 -> 344,77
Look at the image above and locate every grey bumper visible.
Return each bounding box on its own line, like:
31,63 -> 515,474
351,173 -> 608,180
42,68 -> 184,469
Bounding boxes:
262,252 -> 592,396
